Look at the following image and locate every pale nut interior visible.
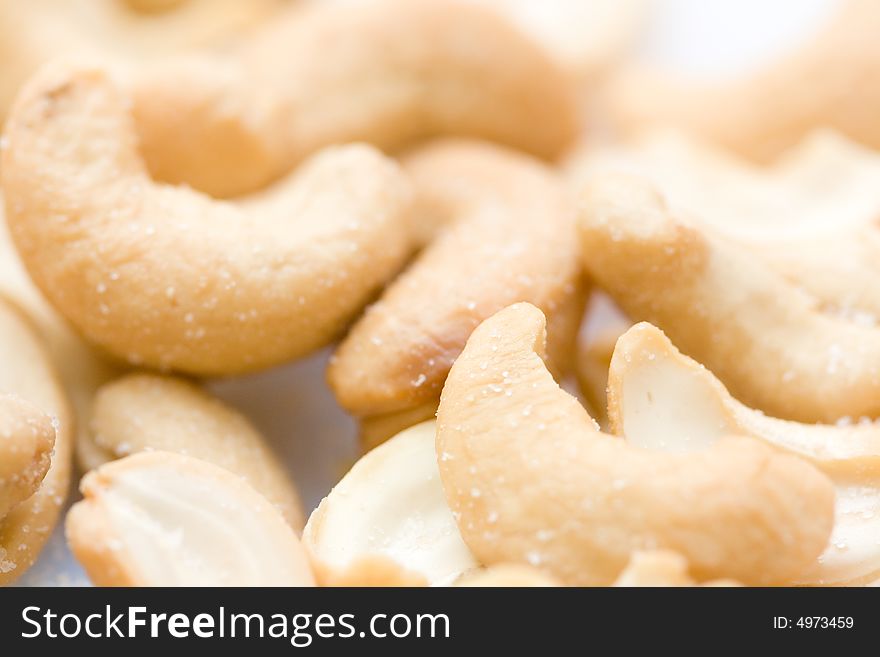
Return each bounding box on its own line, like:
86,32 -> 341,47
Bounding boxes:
608,322 -> 880,586
304,421 -> 477,586
67,451 -> 315,586
88,373 -> 304,529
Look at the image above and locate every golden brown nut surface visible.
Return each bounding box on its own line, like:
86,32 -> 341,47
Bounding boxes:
0,396 -> 55,523
132,0 -> 579,197
607,322 -> 880,586
0,297 -> 72,585
2,63 -> 413,375
437,303 -> 835,586
329,140 -> 585,443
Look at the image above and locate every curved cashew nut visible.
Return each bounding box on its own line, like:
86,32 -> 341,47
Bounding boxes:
329,140 -> 585,445
0,396 -> 55,523
0,296 -> 72,585
607,322 -> 880,586
88,373 -> 304,529
66,451 -> 315,586
131,0 -> 579,197
436,303 -> 835,586
304,421 -> 477,586
578,173 -> 880,423
612,551 -> 741,588
606,0 -> 880,160
0,0 -> 281,119
569,130 -> 880,324
1,63 -> 413,375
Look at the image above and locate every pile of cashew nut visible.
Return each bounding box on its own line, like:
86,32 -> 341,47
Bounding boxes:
1,0 -> 878,588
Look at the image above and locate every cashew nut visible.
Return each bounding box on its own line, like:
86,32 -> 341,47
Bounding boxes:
131,0 -> 579,197
304,421 -> 477,587
88,373 -> 304,529
329,140 -> 585,446
0,0 -> 282,120
66,451 -> 315,586
606,0 -> 880,160
578,171 -> 880,423
607,322 -> 880,586
436,303 -> 835,585
0,296 -> 72,585
1,199 -> 124,473
570,130 -> 880,325
1,63 -> 414,375
0,396 -> 55,524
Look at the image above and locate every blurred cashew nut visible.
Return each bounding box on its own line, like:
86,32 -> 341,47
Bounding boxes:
0,0 -> 282,119
578,173 -> 880,423
606,0 -> 880,160
569,130 -> 880,325
131,0 -> 579,197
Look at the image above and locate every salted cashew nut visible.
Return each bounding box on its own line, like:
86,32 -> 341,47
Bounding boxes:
436,303 -> 835,586
0,396 -> 55,524
131,0 -> 579,197
605,0 -> 880,160
0,296 -> 72,585
88,373 -> 304,529
612,551 -> 741,588
454,564 -> 560,587
578,169 -> 880,424
570,131 -> 880,328
66,451 -> 315,586
303,421 -> 478,587
0,0 -> 282,120
329,140 -> 585,446
607,322 -> 880,586
1,199 -> 124,472
1,63 -> 413,375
